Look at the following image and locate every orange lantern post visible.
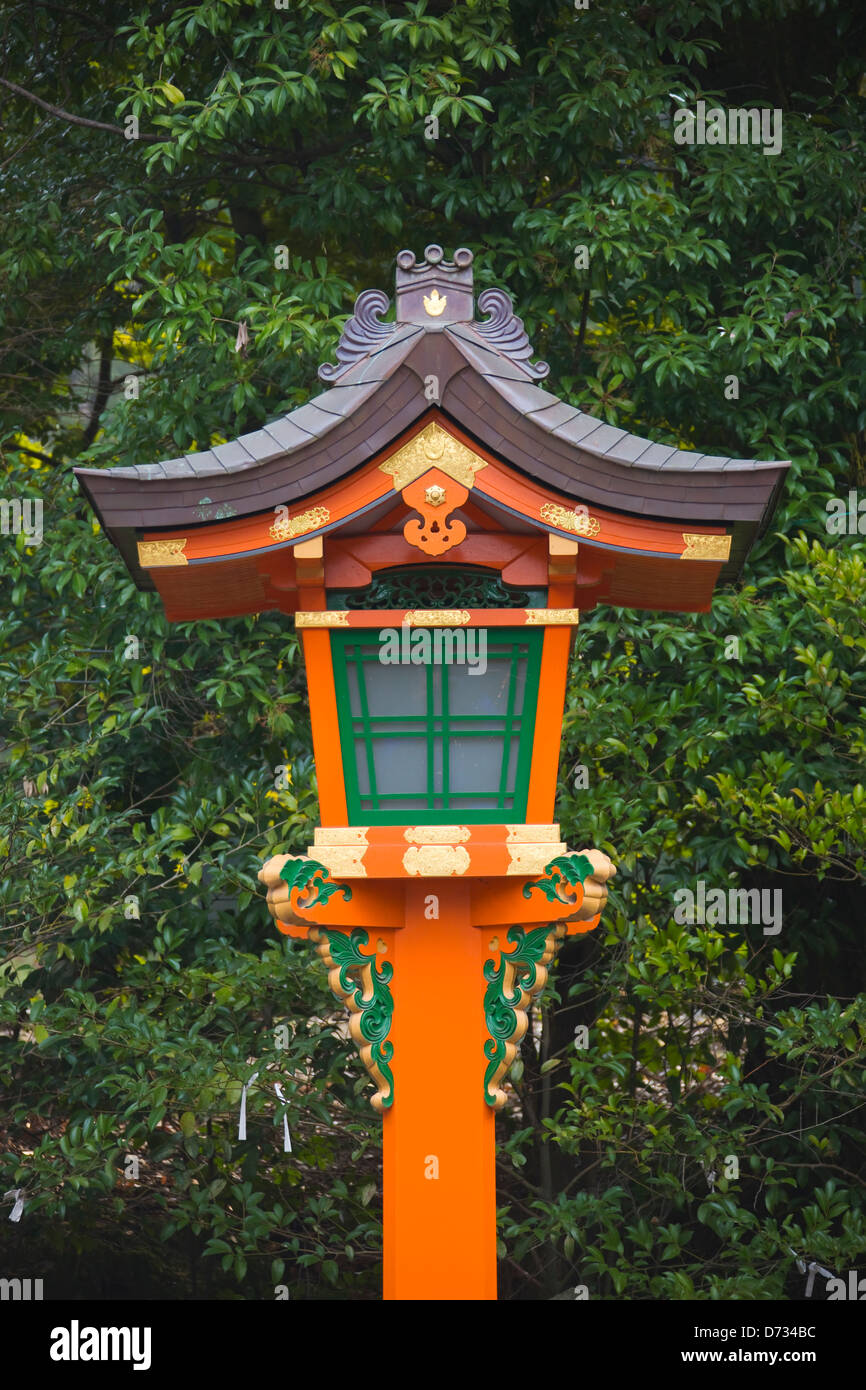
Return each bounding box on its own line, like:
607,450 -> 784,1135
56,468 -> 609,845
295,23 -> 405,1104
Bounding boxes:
76,245 -> 788,1301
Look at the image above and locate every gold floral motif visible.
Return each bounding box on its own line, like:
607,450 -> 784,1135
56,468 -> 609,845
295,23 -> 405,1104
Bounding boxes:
403,826 -> 471,845
681,532 -> 732,561
269,505 -> 330,542
137,539 -> 188,567
425,484 -> 447,507
294,611 -> 350,627
540,502 -> 601,537
379,422 -> 488,490
403,609 -> 471,626
524,608 -> 580,625
402,844 -> 471,876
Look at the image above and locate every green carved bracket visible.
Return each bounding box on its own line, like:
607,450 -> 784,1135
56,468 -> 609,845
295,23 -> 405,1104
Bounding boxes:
279,856 -> 353,910
482,922 -> 565,1110
522,852 -> 594,905
314,927 -> 395,1111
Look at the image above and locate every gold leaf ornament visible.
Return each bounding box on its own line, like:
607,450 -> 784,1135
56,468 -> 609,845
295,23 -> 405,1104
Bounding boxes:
423,290 -> 447,317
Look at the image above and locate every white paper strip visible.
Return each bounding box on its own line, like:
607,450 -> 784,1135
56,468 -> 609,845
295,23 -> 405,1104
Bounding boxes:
238,1071 -> 259,1141
274,1083 -> 292,1153
4,1188 -> 24,1222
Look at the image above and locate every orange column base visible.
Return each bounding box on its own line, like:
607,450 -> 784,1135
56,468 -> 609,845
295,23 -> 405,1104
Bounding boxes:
383,880 -> 497,1301
258,839 -> 617,1302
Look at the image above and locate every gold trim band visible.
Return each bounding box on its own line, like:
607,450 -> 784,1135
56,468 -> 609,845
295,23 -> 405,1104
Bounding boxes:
137,539 -> 188,567
524,608 -> 580,625
295,611 -> 350,627
681,533 -> 732,561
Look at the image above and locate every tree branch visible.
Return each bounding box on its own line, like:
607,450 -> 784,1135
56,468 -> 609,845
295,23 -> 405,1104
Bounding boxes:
0,76 -> 160,141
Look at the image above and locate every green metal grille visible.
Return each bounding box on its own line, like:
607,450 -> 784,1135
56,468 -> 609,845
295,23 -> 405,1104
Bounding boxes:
330,627 -> 543,825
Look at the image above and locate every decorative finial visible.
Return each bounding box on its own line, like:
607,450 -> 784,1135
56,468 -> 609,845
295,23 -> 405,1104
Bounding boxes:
395,245 -> 474,327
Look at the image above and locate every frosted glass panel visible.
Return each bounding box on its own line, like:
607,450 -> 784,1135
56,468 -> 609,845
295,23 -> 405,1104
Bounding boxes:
333,625 -> 541,822
359,660 -> 428,716
372,736 -> 427,795
448,659 -> 513,715
449,736 -> 506,792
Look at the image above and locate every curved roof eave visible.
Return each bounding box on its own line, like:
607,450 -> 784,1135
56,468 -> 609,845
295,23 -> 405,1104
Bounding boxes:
74,245 -> 789,591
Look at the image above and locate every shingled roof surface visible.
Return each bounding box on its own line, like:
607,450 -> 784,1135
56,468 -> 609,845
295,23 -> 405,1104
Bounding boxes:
75,245 -> 789,585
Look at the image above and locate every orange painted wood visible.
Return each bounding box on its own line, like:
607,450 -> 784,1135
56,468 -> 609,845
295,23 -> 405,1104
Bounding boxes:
300,630 -> 348,826
304,826 -> 568,880
139,411 -> 720,567
324,532 -> 547,586
469,878 -> 585,927
526,627 -> 572,823
271,881 -> 406,931
141,409 -> 726,620
383,881 -> 497,1300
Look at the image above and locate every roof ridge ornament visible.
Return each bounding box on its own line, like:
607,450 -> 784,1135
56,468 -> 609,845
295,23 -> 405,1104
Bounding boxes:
318,287 -> 396,382
395,244 -> 475,327
319,246 -> 548,381
473,288 -> 550,380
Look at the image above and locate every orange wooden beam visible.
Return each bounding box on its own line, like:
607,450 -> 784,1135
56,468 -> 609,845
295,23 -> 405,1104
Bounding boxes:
382,881 -> 497,1300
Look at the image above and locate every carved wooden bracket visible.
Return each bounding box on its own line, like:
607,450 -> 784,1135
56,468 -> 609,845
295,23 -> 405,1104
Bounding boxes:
482,921 -> 567,1110
309,926 -> 395,1113
401,468 -> 468,556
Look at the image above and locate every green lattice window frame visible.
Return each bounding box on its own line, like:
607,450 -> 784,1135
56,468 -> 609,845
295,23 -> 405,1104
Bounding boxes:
330,627 -> 543,825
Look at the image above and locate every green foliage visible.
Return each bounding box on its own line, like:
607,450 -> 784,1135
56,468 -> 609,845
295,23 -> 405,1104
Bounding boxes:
0,0 -> 864,1299
0,487 -> 384,1297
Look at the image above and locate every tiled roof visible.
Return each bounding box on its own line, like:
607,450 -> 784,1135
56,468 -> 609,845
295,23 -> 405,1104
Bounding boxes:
75,245 -> 789,588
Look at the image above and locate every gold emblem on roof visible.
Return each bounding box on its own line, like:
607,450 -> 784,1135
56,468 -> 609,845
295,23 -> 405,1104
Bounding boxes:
404,826 -> 471,844
379,422 -> 487,490
423,289 -> 447,317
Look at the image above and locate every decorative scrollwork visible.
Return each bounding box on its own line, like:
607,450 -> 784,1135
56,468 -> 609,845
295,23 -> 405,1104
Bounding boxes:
522,853 -> 595,907
474,288 -> 550,380
279,856 -> 353,909
311,927 -> 395,1112
318,289 -> 396,382
482,923 -> 566,1109
523,849 -> 617,922
344,566 -> 530,610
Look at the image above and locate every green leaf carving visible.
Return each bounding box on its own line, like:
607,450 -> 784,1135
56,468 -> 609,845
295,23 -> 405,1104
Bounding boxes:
317,928 -> 394,1111
522,853 -> 594,904
483,924 -> 563,1108
279,856 -> 353,908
